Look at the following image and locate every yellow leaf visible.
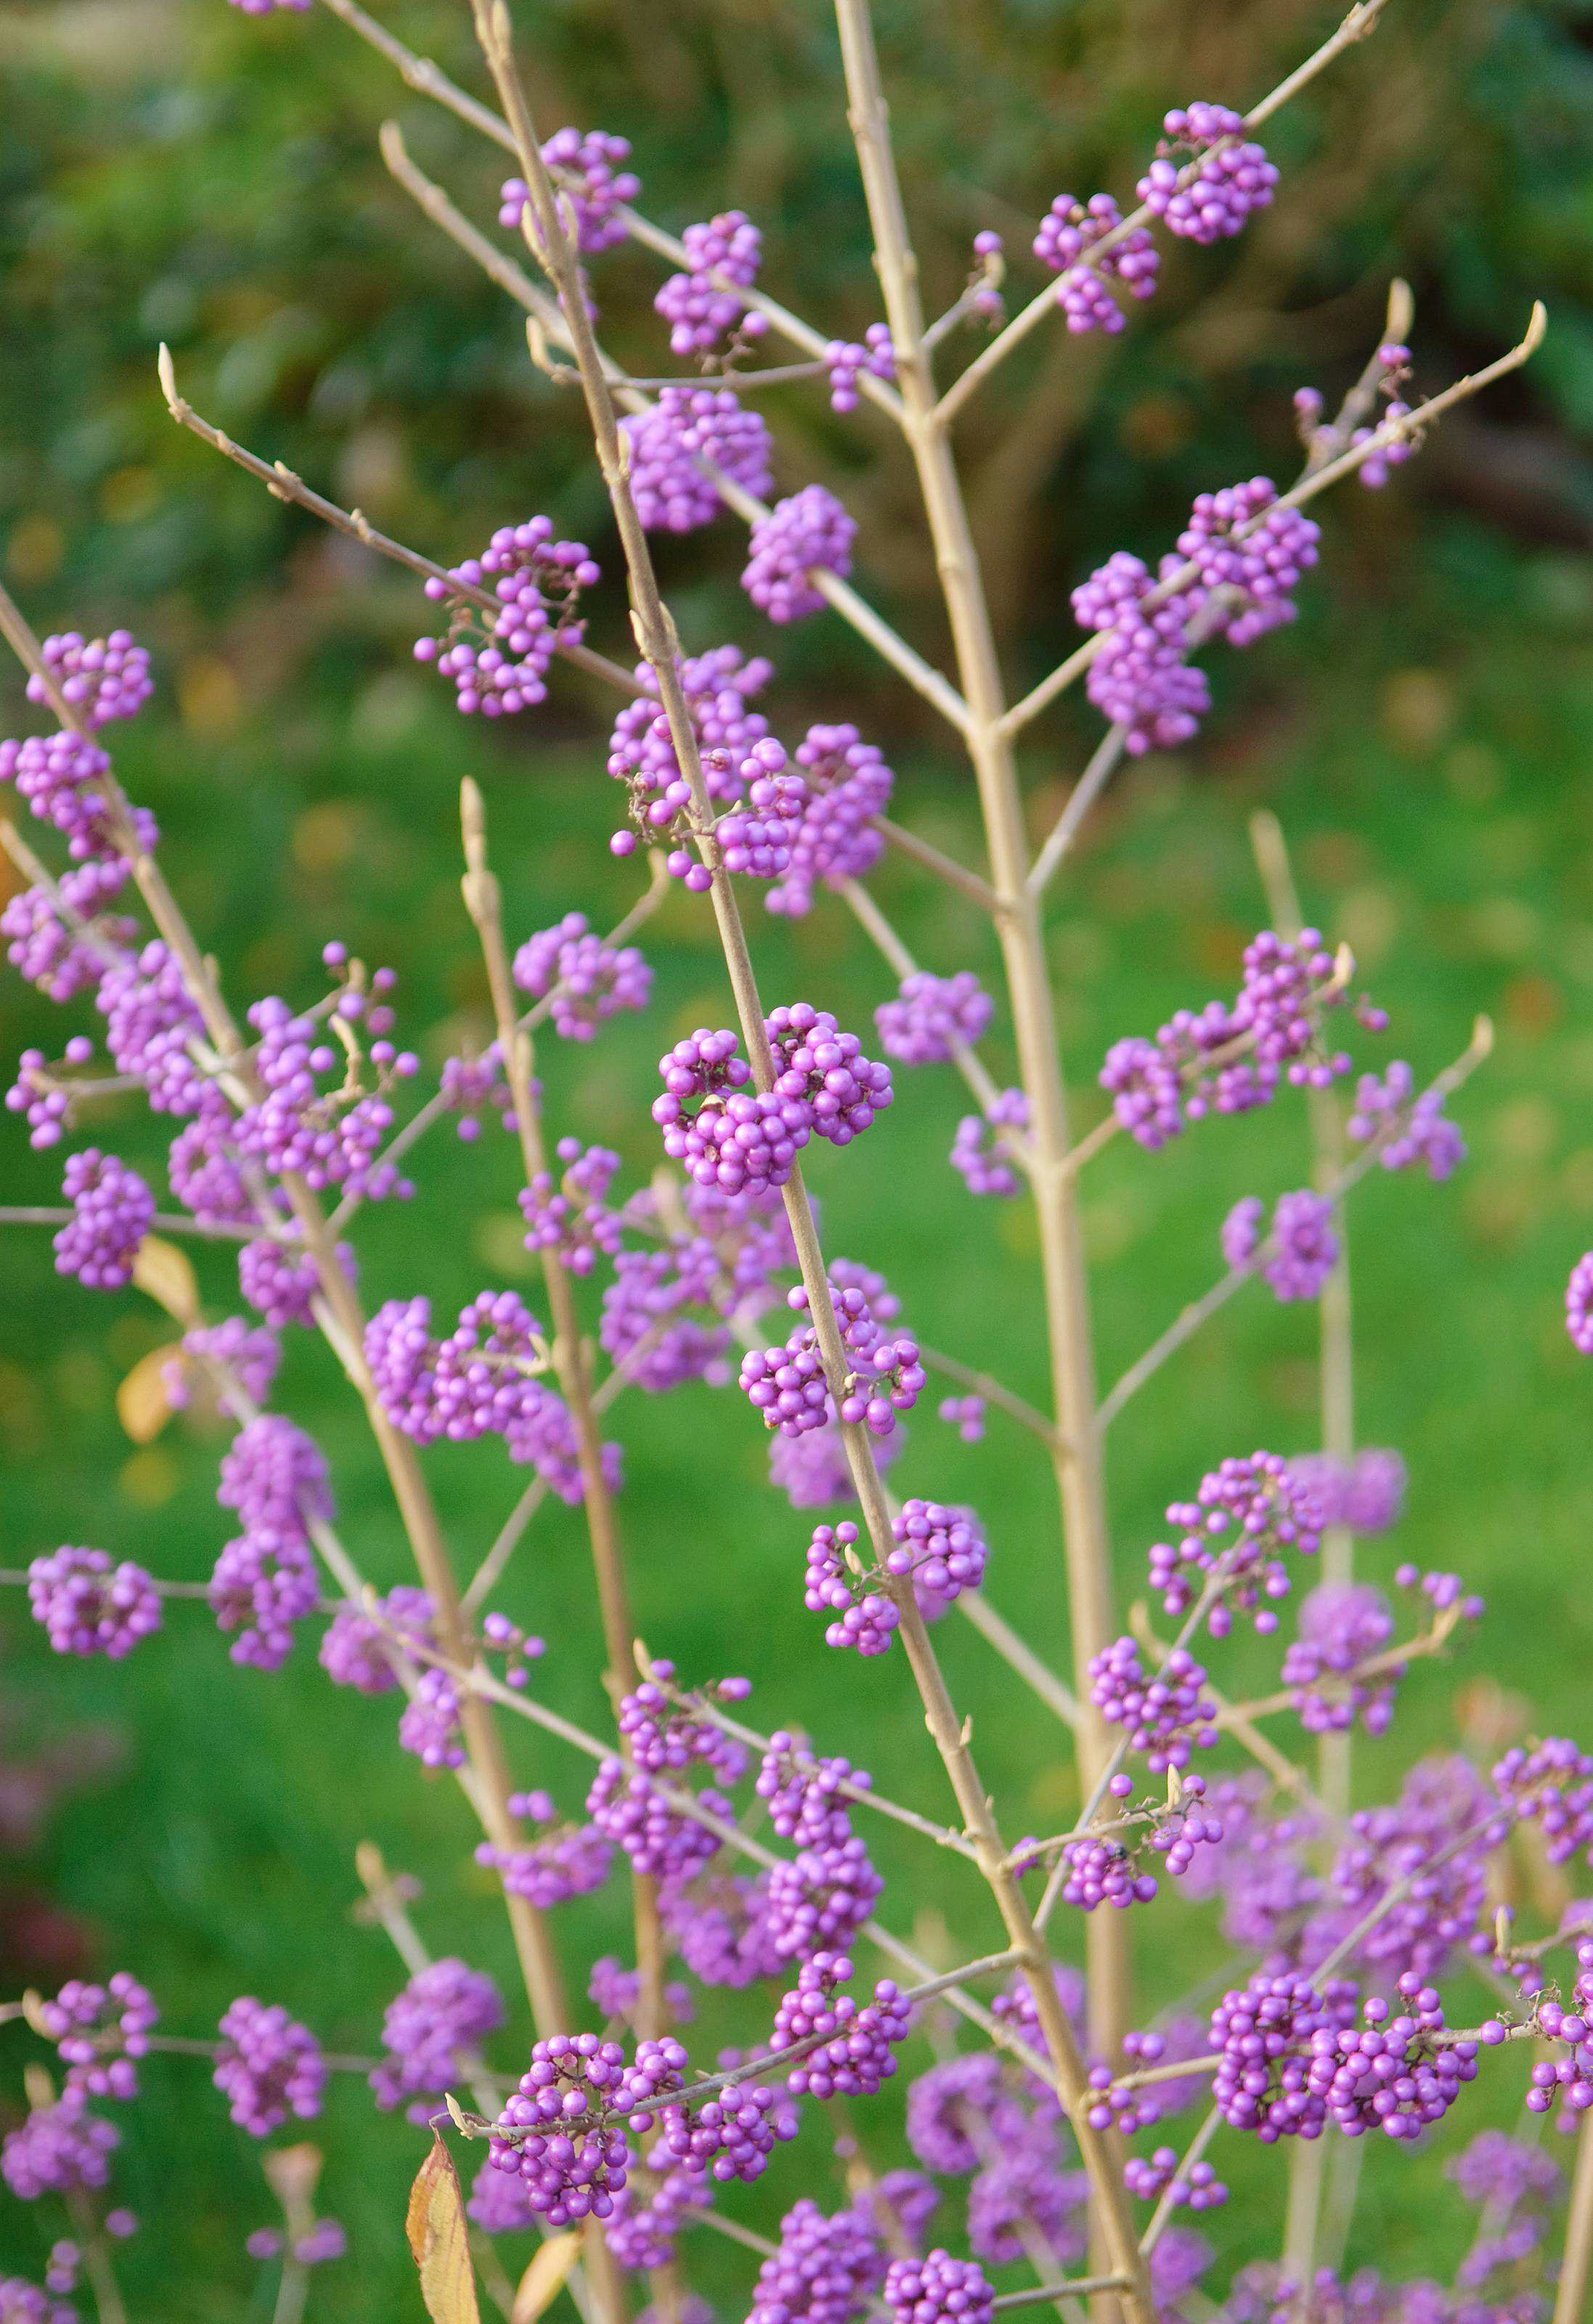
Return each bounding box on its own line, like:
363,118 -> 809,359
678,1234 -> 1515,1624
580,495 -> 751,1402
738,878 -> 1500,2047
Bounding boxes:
511,2232 -> 581,2324
115,1345 -> 179,1445
133,1236 -> 200,1327
406,2132 -> 481,2324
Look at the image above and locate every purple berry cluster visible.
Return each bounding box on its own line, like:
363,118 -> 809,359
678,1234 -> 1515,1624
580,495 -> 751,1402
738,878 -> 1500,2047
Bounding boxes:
622,389 -> 773,534
1348,1061 -> 1467,1179
764,725 -> 893,917
1306,1977 -> 1478,2140
876,972 -> 993,1066
319,1585 -> 433,1696
213,1997 -> 326,2137
484,2036 -> 637,2225
758,1734 -> 883,1957
209,1416 -> 330,1671
1136,104 -> 1278,243
499,127 -> 639,255
1221,1188 -> 1339,1301
477,1790 -> 614,1909
1177,479 -> 1319,649
1,2091 -> 119,2201
370,1959 -> 505,2122
27,1545 -> 162,1660
1101,927 -> 1360,1150
743,488 -> 857,623
655,211 -> 766,355
1033,195 -> 1158,332
771,1952 -> 910,2098
1148,1450 -> 1324,1636
1287,1448 -> 1406,1536
36,1975 -> 158,2101
52,1147 -> 154,1288
415,520 -> 599,716
1070,550 -> 1210,755
520,1138 -> 625,1276
513,911 -> 652,1040
1282,1584 -> 1400,1737
804,1520 -> 898,1655
1332,1756 -> 1507,1980
606,643 -> 773,877
365,1290 -> 616,1504
884,2251 -> 993,2324
766,1004 -> 894,1147
28,631 -> 152,728
4,861 -> 134,1004
655,1028 -> 809,1195
1088,1638 -> 1218,1771
823,328 -> 895,413
950,1088 -> 1028,1197
888,1499 -> 987,1619
1209,1971 -> 1357,2140
749,2198 -> 889,2324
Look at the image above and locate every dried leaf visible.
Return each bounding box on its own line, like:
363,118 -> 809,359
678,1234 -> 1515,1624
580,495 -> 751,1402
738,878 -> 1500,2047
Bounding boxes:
406,2132 -> 481,2324
115,1344 -> 180,1445
133,1235 -> 200,1326
510,2232 -> 581,2324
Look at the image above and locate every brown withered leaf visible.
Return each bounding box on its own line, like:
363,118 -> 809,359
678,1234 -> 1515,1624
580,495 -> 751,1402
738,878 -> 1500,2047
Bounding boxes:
510,2232 -> 581,2324
406,2132 -> 481,2324
115,1344 -> 180,1444
132,1235 -> 200,1326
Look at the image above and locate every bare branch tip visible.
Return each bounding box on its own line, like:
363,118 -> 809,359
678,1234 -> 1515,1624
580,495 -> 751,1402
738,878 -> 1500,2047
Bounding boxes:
155,343 -> 182,413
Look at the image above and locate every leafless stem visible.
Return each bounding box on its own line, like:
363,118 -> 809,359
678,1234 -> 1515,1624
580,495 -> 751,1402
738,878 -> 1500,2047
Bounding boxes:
312,0 -> 907,422
377,123 -> 967,736
837,876 -> 1005,1114
934,0 -> 1395,427
1001,304 -> 1547,738
831,0 -> 1136,2116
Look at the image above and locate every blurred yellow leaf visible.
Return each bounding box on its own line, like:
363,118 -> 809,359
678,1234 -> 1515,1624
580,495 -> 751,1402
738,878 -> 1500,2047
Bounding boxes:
133,1237 -> 200,1326
115,1345 -> 179,1445
511,2232 -> 581,2324
406,2133 -> 481,2324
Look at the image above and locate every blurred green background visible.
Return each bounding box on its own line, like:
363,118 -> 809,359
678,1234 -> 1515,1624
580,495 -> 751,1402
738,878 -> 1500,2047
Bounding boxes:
4,0 -> 1593,2314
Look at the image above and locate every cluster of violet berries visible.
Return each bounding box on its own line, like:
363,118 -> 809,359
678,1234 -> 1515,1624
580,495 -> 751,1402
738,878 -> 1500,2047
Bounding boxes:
1136,104 -> 1279,243
415,519 -> 600,716
1099,927 -> 1370,1150
27,1545 -> 163,1661
1033,195 -> 1158,332
655,211 -> 766,356
513,911 -> 653,1039
742,488 -> 857,622
499,127 -> 640,256
1221,1188 -> 1340,1301
1148,1450 -> 1324,1636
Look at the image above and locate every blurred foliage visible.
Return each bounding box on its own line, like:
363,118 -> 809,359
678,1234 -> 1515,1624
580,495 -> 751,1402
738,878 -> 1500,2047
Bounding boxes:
4,0 -> 1593,2317
1,0 -> 1592,715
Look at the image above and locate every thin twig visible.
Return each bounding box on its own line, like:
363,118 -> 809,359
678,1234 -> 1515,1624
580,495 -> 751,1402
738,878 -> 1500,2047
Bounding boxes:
1096,1013 -> 1494,1424
377,124 -> 970,737
313,0 -> 908,422
1139,2105 -> 1223,2256
1001,305 -> 1547,738
1027,728 -> 1128,898
935,0 -> 1396,427
837,877 -> 1005,1115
